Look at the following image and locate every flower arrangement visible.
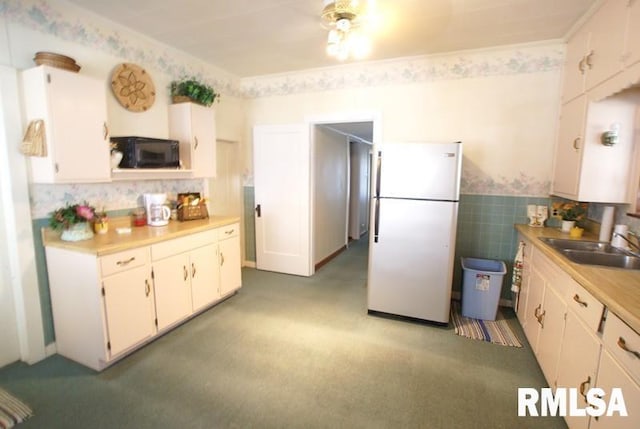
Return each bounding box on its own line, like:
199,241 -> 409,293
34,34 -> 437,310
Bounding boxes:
170,77 -> 219,107
555,201 -> 587,221
49,203 -> 96,230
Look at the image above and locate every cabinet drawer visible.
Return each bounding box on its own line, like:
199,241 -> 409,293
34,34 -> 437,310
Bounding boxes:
151,229 -> 217,260
566,281 -> 604,333
603,312 -> 640,384
100,247 -> 149,277
531,248 -> 572,296
218,223 -> 239,240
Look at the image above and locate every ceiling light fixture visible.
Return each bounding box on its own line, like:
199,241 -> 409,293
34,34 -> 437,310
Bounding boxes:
321,0 -> 376,61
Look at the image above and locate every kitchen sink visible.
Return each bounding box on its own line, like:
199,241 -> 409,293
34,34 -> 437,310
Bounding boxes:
538,237 -> 625,253
559,249 -> 640,269
538,237 -> 640,270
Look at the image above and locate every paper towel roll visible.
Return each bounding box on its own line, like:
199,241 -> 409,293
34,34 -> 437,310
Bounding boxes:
611,224 -> 629,249
599,206 -> 614,242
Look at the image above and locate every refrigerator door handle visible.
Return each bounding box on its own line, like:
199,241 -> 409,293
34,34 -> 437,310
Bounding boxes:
374,197 -> 380,243
375,150 -> 382,198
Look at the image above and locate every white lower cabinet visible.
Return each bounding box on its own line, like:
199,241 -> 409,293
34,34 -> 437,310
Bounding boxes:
190,243 -> 221,312
520,244 -> 568,385
555,310 -> 602,429
152,252 -> 194,331
519,232 -> 639,429
45,223 -> 241,371
218,224 -> 241,297
102,265 -> 156,357
591,350 -> 640,428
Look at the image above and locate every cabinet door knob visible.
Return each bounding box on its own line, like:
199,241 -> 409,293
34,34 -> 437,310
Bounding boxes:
145,279 -> 151,297
220,252 -> 225,266
183,265 -> 188,281
103,122 -> 109,140
578,58 -> 586,74
579,375 -> 591,401
192,263 -> 196,278
573,294 -> 588,307
194,136 -> 199,149
617,337 -> 640,359
116,256 -> 135,266
572,137 -> 581,151
584,51 -> 594,69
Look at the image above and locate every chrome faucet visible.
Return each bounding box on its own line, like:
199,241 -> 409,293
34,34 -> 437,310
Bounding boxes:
612,231 -> 640,257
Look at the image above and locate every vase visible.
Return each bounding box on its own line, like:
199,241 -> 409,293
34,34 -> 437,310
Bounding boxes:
561,220 -> 575,233
60,222 -> 94,242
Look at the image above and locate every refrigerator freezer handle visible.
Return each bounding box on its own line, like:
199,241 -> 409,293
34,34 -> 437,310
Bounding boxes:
375,150 -> 382,198
373,198 -> 380,243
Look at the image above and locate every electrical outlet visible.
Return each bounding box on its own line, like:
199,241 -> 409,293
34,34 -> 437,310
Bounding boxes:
551,207 -> 560,218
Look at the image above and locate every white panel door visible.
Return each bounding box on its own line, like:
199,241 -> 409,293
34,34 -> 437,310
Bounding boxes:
253,124 -> 312,276
368,198 -> 457,322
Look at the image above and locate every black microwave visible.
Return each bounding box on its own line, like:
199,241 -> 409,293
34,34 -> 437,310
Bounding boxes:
111,136 -> 180,169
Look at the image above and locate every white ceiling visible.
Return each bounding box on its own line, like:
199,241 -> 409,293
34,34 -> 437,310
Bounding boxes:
67,0 -> 599,78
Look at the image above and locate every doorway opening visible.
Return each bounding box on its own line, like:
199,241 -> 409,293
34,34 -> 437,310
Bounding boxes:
312,121 -> 374,270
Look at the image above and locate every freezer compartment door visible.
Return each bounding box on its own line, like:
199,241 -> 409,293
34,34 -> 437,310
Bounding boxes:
377,142 -> 461,201
368,198 -> 458,323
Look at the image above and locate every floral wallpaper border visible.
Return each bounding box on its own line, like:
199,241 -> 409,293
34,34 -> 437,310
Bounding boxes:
240,44 -> 565,98
461,170 -> 550,197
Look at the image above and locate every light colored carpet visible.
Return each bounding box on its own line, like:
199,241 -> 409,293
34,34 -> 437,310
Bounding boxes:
0,239 -> 565,428
450,301 -> 523,347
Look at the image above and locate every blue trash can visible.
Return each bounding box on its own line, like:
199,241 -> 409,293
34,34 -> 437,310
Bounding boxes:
461,257 -> 507,321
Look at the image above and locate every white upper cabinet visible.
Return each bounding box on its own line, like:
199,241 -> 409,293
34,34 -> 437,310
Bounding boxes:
21,65 -> 110,183
562,26 -> 591,104
561,0 -> 628,103
168,102 -> 217,178
624,0 -> 640,67
583,0 -> 627,91
551,92 -> 637,203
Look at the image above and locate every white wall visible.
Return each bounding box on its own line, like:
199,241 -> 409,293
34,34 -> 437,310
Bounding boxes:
242,43 -> 564,197
314,126 -> 349,264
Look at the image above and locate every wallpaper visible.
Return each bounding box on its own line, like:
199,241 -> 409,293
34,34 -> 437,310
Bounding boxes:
30,180 -> 204,219
240,44 -> 564,98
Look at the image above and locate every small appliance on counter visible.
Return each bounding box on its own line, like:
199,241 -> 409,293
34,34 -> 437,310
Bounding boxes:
111,136 -> 180,169
143,193 -> 171,226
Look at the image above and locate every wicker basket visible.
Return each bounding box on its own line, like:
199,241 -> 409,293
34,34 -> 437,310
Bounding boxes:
178,203 -> 209,221
33,52 -> 81,72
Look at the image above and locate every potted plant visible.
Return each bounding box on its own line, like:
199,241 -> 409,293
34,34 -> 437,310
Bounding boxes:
169,77 -> 219,107
555,201 -> 587,232
49,202 -> 96,241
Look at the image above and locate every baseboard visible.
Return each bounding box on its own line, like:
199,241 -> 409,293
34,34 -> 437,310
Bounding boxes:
243,260 -> 256,268
450,290 -> 513,308
45,342 -> 57,357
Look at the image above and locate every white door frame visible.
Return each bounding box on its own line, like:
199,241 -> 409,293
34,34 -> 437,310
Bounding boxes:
306,110 -> 382,265
0,66 -> 46,365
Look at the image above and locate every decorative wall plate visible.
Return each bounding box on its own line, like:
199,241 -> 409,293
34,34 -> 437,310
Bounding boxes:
110,63 -> 156,112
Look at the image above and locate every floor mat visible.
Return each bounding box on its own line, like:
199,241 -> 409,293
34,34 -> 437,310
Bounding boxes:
0,388 -> 33,428
450,301 -> 523,347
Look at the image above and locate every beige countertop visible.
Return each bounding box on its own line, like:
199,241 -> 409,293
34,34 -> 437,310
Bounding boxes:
43,215 -> 240,257
515,224 -> 640,334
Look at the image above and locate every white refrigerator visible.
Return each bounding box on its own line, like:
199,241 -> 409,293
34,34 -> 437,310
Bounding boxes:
367,142 -> 462,324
